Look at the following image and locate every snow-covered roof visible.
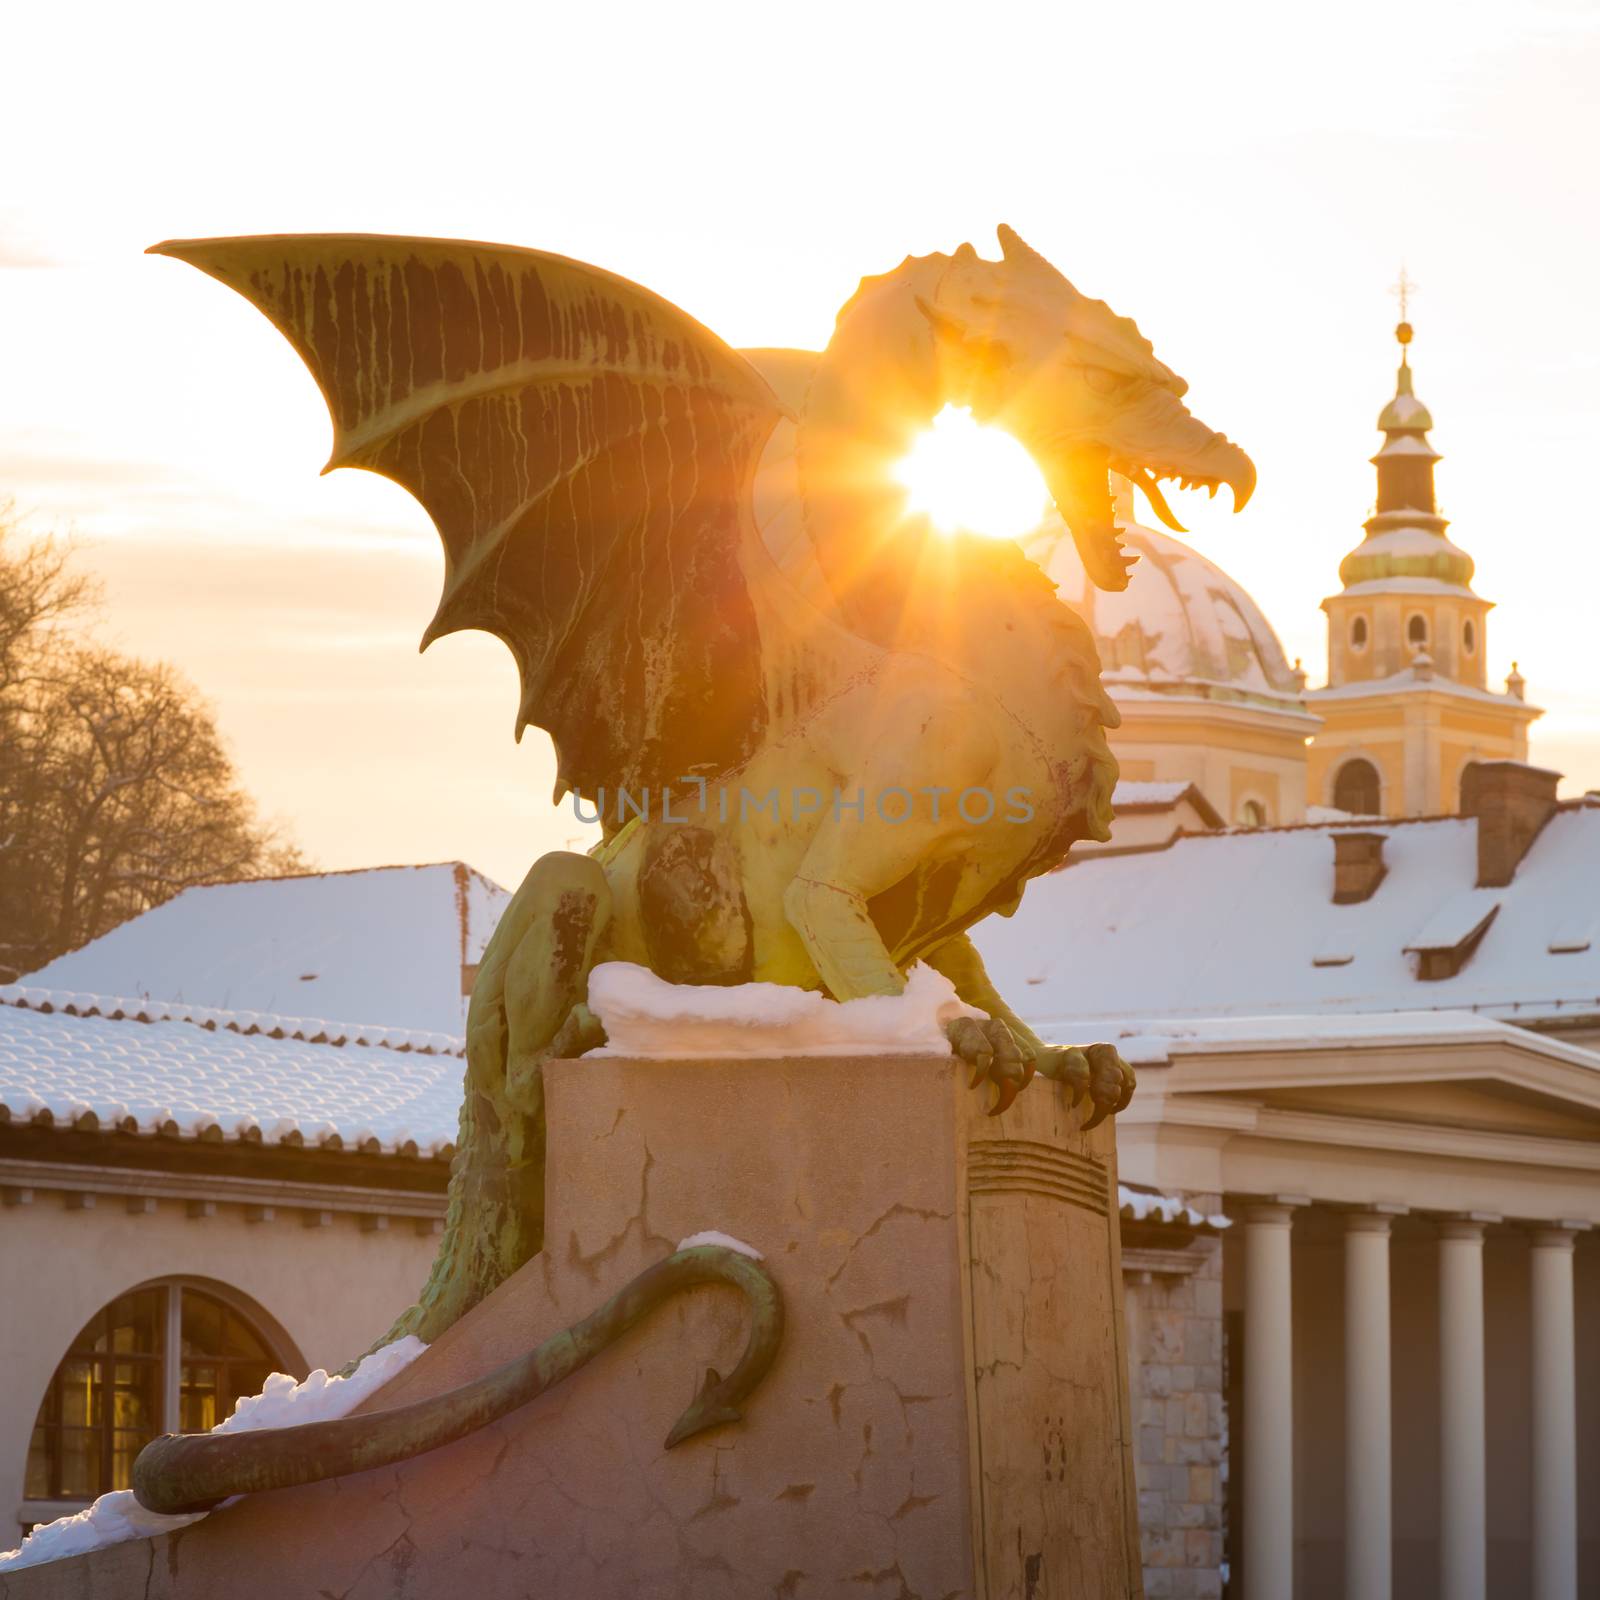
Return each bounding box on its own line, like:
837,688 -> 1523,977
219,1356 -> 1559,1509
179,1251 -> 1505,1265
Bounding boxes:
1306,803 -> 1381,824
1108,779 -> 1224,831
0,991 -> 462,1157
1372,433 -> 1439,460
1307,664 -> 1539,711
976,801 -> 1600,1030
21,864 -> 508,1036
1082,1008 -> 1600,1068
1113,780 -> 1195,808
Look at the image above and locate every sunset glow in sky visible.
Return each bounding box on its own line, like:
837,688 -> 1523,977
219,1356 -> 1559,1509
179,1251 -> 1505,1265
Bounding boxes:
4,0 -> 1597,887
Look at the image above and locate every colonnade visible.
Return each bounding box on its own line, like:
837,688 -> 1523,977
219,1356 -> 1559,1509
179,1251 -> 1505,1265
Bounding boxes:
1237,1200 -> 1586,1600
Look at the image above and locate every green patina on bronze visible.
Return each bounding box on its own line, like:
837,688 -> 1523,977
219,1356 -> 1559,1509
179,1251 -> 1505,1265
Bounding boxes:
132,1245 -> 783,1516
149,226 -> 1256,1367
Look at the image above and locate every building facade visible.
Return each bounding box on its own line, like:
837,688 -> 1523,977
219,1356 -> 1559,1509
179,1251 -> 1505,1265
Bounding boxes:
0,977 -> 461,1542
977,764 -> 1600,1598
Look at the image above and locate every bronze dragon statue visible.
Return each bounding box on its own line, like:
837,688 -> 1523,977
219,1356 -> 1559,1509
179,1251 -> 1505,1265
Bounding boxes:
132,226 -> 1252,1510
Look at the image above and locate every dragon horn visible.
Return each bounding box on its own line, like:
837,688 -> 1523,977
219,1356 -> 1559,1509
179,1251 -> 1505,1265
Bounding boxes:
996,225 -> 1078,293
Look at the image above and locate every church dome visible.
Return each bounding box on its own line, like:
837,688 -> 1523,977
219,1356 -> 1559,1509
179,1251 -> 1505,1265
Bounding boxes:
1377,376 -> 1433,433
1025,488 -> 1304,709
1338,524 -> 1475,589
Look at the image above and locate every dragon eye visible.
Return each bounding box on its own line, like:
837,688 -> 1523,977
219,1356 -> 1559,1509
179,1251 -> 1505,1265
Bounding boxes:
1084,367 -> 1135,396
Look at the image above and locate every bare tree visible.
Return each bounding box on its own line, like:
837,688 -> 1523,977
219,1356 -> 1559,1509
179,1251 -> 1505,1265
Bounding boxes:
0,505 -> 92,691
0,512 -> 307,979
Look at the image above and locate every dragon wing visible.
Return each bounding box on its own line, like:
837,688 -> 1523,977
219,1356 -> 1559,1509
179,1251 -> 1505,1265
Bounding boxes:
150,234 -> 785,801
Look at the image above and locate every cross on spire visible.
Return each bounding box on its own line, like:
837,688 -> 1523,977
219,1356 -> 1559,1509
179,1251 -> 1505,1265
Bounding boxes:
1390,267 -> 1417,354
1391,266 -> 1417,323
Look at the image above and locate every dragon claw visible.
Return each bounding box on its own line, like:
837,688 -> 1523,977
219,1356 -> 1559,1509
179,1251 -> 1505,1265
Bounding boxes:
1036,1045 -> 1089,1101
550,1001 -> 608,1060
1081,1043 -> 1135,1131
1035,1042 -> 1134,1129
945,1016 -> 1032,1116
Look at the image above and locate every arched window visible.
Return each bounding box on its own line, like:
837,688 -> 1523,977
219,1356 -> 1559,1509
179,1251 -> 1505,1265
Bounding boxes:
1333,758 -> 1381,817
1349,615 -> 1369,650
1239,799 -> 1267,828
25,1282 -> 294,1505
1462,618 -> 1476,655
1407,614 -> 1428,648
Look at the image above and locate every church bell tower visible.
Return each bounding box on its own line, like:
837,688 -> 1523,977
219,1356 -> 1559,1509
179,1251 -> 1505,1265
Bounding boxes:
1306,295 -> 1540,817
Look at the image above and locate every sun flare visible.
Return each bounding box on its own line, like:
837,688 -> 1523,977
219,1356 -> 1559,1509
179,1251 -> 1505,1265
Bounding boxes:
893,405 -> 1051,541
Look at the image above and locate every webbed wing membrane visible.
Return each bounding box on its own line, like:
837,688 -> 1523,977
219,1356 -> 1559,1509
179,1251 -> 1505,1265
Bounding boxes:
150,235 -> 783,799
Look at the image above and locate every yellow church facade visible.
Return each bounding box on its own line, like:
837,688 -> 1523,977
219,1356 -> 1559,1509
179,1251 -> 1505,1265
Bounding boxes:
1306,682 -> 1537,820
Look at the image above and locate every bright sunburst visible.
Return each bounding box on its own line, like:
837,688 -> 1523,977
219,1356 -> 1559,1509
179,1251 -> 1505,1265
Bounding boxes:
893,404 -> 1051,541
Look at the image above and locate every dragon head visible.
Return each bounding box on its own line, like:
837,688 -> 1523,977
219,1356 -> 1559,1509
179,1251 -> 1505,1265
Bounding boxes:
917,225 -> 1255,591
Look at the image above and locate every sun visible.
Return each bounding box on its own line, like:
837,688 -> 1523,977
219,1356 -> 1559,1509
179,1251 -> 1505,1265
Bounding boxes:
893,404 -> 1051,541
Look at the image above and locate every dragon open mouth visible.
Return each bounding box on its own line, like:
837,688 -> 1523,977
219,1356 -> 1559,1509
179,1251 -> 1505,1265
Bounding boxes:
1043,440 -> 1255,593
1042,446 -> 1132,591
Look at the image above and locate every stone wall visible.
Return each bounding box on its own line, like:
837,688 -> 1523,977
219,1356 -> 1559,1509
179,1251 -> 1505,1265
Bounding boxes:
1122,1196 -> 1226,1599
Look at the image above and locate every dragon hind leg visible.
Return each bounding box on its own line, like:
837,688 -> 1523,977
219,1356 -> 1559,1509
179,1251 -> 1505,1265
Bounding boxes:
371,851 -> 612,1352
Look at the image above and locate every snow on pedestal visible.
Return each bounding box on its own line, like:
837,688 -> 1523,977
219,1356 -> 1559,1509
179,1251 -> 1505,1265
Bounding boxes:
587,960 -> 982,1058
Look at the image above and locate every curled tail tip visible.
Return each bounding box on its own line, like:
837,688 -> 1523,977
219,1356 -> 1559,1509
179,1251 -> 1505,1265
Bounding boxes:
664,1365 -> 742,1450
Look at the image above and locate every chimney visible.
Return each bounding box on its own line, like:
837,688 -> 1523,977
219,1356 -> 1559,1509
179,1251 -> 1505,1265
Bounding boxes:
1332,831 -> 1387,903
1459,761 -> 1560,887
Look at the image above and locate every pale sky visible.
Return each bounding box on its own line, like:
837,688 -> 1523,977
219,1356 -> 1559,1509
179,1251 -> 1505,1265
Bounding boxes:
3,0 -> 1597,889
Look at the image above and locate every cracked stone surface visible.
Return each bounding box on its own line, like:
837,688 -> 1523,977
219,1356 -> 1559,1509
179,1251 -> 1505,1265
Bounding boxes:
1,1056 -> 1140,1599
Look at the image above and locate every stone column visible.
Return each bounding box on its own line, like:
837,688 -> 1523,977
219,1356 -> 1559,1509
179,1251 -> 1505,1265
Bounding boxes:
1345,1208 -> 1402,1600
1529,1223 -> 1587,1600
1438,1214 -> 1496,1600
1242,1197 -> 1305,1600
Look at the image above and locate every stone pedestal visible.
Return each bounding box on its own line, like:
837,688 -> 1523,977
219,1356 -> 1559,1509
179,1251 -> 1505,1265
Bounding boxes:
3,1055 -> 1142,1599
